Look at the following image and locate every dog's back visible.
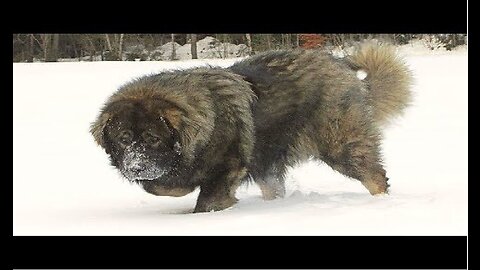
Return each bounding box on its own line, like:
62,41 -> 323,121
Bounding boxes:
230,42 -> 412,199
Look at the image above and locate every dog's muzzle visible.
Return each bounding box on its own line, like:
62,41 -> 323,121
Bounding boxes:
121,144 -> 166,181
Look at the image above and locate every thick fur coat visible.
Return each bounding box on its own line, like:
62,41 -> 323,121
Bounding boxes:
91,41 -> 412,212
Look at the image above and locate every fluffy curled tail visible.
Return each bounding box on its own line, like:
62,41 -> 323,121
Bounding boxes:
347,41 -> 413,126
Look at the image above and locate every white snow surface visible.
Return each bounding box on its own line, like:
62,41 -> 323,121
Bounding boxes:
13,46 -> 468,235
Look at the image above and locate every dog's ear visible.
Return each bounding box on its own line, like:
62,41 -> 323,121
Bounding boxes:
159,108 -> 183,153
150,97 -> 215,163
91,99 -> 133,148
159,106 -> 190,157
162,107 -> 183,130
159,116 -> 182,154
90,110 -> 112,147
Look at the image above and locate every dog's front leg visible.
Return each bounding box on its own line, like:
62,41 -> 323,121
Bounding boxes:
194,163 -> 247,213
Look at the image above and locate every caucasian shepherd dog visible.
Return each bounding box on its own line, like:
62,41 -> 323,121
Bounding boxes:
91,41 -> 412,212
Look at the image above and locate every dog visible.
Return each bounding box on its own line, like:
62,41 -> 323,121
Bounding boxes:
91,41 -> 412,212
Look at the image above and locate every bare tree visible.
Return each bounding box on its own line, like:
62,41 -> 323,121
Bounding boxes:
266,34 -> 272,50
87,37 -> 95,61
191,34 -> 198,59
52,34 -> 59,60
118,34 -> 124,60
103,34 -> 124,60
28,34 -> 34,62
12,34 -> 35,62
220,34 -> 229,59
286,34 -> 292,48
42,34 -> 60,62
42,34 -> 50,61
105,34 -> 112,51
245,34 -> 252,54
170,34 -> 176,60
331,34 -> 346,48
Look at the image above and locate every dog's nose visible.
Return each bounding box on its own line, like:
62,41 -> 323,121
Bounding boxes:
129,162 -> 146,173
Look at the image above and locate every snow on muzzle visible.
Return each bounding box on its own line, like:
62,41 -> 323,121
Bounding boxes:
121,143 -> 166,181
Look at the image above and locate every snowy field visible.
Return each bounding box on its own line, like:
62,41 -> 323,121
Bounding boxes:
13,45 -> 468,235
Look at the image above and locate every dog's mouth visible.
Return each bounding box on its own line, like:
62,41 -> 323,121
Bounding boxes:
132,179 -> 156,185
122,168 -> 167,182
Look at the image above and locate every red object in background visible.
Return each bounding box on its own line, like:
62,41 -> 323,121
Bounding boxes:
299,34 -> 326,49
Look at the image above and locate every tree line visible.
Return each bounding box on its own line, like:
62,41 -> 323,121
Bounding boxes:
12,34 -> 467,62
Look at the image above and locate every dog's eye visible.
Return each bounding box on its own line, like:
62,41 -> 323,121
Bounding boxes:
143,132 -> 161,145
118,130 -> 133,145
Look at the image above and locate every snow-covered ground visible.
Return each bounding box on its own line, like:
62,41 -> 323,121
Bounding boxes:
154,36 -> 250,60
13,45 -> 468,235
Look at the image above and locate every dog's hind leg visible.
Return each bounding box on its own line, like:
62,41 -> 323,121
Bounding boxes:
314,111 -> 390,195
320,137 -> 389,195
257,175 -> 286,200
253,162 -> 288,200
323,153 -> 389,195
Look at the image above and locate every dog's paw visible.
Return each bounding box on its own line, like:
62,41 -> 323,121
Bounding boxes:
193,197 -> 238,213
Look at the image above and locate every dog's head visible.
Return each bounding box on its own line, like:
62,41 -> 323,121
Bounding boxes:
90,99 -> 183,182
